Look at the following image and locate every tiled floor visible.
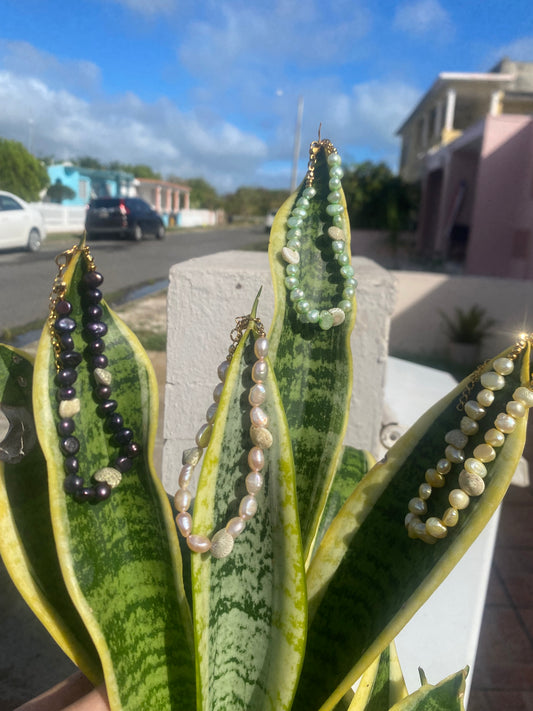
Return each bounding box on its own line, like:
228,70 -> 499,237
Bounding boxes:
468,418 -> 533,710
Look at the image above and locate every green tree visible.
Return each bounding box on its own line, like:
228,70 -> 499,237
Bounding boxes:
343,161 -> 419,230
109,162 -> 162,180
46,180 -> 76,204
168,177 -> 221,210
224,187 -> 289,217
74,156 -> 104,170
0,138 -> 49,201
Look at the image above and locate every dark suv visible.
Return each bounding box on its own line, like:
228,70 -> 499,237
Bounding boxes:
85,197 -> 165,241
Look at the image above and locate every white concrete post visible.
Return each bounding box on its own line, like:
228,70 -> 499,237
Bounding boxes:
162,252 -> 396,494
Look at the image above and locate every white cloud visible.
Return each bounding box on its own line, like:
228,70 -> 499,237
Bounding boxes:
393,0 -> 453,39
0,70 -> 267,192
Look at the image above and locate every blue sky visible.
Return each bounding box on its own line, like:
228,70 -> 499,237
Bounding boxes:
0,0 -> 531,191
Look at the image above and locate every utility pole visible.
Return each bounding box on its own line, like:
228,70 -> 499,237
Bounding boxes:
290,96 -> 304,193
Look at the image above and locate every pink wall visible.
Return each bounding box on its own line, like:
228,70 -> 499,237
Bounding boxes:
467,115 -> 533,278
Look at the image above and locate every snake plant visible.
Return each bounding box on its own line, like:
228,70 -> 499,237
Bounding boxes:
0,138 -> 530,711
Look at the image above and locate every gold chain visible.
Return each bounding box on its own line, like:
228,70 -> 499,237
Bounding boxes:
456,332 -> 533,411
305,136 -> 338,188
48,245 -> 96,369
227,315 -> 266,360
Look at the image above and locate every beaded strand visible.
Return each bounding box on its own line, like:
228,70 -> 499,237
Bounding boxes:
281,139 -> 357,331
49,246 -> 141,502
174,317 -> 271,558
406,352 -> 533,543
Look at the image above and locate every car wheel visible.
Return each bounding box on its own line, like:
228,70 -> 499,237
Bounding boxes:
27,228 -> 42,252
132,224 -> 143,242
156,224 -> 165,240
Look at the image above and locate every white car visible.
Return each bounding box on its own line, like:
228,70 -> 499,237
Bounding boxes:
0,190 -> 47,252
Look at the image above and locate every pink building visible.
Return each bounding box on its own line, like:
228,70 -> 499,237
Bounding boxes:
397,58 -> 533,278
135,178 -> 191,226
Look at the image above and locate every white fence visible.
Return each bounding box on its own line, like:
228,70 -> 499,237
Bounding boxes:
176,209 -> 220,228
31,203 -> 86,233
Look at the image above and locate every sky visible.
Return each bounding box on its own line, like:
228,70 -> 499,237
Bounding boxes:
0,0 -> 532,192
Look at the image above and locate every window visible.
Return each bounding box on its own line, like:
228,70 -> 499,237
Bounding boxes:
0,195 -> 23,211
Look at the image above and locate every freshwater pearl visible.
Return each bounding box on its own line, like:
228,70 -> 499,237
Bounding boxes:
493,357 -> 514,375
287,216 -> 303,228
465,401 -> 486,420
480,371 -> 505,391
405,512 -> 416,528
206,403 -> 218,423
408,497 -> 427,515
425,517 -> 448,539
94,368 -> 112,386
250,406 -> 268,428
94,467 -> 122,488
239,495 -> 258,520
210,530 -> 235,559
477,389 -> 495,407
327,152 -> 342,166
513,386 -> 533,408
178,465 -> 194,488
187,534 -> 211,553
290,288 -> 305,302
445,445 -> 465,464
254,337 -> 269,358
473,443 -> 496,462
182,446 -> 202,466
442,507 -> 459,527
445,429 -> 468,449
460,416 -> 479,435
506,400 -> 526,418
464,457 -> 487,478
459,470 -> 485,496
296,197 -> 310,208
302,186 -> 316,199
494,412 -> 517,434
329,308 -> 346,326
195,423 -> 212,448
319,311 -> 334,330
246,471 -> 264,494
249,383 -> 266,406
282,247 -> 299,264
449,489 -> 470,509
250,426 -> 273,449
252,360 -> 268,382
425,468 -> 446,487
327,190 -> 341,203
59,398 -> 81,418
176,512 -> 192,537
217,360 -> 229,381
419,483 -> 432,500
213,382 -> 224,403
328,226 -> 345,241
226,516 -> 246,538
484,428 -> 505,447
248,446 -> 265,471
436,458 -> 451,474
174,488 -> 192,512
332,240 -> 345,254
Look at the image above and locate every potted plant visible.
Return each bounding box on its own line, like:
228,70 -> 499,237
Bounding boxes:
0,139 -> 530,710
440,304 -> 496,366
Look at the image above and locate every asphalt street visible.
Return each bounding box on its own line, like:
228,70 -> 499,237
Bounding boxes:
0,226 -> 267,336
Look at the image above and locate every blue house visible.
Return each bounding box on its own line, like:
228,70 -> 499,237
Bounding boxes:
47,164 -> 136,206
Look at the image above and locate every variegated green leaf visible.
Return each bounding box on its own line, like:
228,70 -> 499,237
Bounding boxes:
268,141 -> 356,561
0,344 -> 101,682
33,244 -> 195,711
191,302 -> 306,711
312,446 -> 374,558
388,667 -> 467,711
347,642 -> 408,710
294,345 -> 530,711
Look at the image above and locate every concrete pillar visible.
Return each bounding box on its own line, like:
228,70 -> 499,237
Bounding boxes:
444,88 -> 456,132
490,90 -> 502,116
183,191 -> 190,210
165,188 -> 171,212
173,191 -> 180,212
162,252 -> 396,494
435,100 -> 444,139
155,186 -> 162,212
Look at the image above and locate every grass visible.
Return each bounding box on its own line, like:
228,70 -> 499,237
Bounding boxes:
134,331 -> 167,352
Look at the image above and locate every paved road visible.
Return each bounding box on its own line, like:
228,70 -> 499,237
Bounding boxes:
0,227 -> 267,335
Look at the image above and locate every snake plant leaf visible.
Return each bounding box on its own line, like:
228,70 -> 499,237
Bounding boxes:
295,344 -> 530,711
33,245 -> 195,711
347,642 -> 408,711
0,344 -> 101,682
312,446 -> 374,558
268,141 -> 356,561
191,304 -> 306,711
387,667 -> 467,711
